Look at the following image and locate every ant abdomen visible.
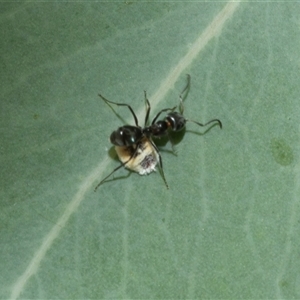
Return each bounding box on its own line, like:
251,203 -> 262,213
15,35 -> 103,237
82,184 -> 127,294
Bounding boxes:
110,125 -> 143,146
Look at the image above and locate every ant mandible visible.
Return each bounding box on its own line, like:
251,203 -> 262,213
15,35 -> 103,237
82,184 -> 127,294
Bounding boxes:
94,75 -> 222,191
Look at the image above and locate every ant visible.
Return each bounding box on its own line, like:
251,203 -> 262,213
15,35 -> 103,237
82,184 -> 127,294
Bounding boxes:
94,75 -> 222,191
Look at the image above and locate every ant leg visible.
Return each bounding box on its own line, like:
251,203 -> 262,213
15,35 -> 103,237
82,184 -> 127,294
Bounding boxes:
98,93 -> 139,127
144,91 -> 176,125
144,91 -> 151,126
179,74 -> 191,115
151,106 -> 177,125
187,118 -> 223,129
167,133 -> 178,156
94,162 -> 129,191
94,144 -> 141,191
149,139 -> 169,189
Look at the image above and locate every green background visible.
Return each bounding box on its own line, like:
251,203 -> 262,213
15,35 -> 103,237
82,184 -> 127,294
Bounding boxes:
1,2 -> 300,299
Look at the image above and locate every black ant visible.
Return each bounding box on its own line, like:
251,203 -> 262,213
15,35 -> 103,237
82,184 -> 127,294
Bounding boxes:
94,75 -> 222,191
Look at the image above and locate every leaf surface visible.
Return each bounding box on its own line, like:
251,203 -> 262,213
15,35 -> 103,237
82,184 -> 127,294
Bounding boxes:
1,2 -> 300,299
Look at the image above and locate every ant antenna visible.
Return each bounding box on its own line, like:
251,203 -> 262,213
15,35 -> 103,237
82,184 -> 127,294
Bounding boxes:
178,75 -> 222,129
187,118 -> 222,129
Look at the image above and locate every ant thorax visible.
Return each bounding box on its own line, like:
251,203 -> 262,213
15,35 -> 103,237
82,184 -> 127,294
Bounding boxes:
114,137 -> 159,175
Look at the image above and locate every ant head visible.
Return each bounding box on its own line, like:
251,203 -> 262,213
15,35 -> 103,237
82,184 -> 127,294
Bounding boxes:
167,112 -> 187,132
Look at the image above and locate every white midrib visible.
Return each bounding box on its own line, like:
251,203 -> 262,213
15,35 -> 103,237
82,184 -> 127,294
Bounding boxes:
10,2 -> 240,298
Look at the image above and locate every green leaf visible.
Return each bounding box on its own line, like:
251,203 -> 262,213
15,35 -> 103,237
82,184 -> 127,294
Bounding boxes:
1,2 -> 300,299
